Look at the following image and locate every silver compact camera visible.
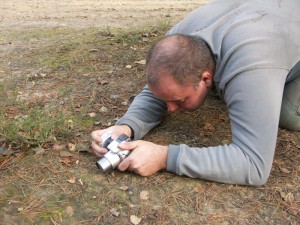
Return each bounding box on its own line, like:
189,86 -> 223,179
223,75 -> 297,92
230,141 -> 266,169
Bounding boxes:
96,131 -> 131,173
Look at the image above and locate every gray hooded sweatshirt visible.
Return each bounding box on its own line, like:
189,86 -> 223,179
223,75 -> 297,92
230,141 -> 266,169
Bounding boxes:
116,0 -> 300,185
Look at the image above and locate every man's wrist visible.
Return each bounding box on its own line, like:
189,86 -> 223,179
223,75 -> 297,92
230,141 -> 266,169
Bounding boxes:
119,124 -> 134,139
160,145 -> 168,170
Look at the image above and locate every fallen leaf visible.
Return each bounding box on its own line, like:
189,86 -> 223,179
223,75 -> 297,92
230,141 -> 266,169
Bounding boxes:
280,191 -> 294,204
60,157 -> 77,165
67,119 -> 74,129
110,208 -> 120,217
279,166 -> 291,174
17,207 -> 24,212
34,147 -> 45,156
89,49 -> 98,52
121,100 -> 128,106
67,176 -> 76,184
94,121 -> 101,125
98,79 -> 109,85
68,143 -> 76,152
288,207 -> 298,216
120,185 -> 129,191
88,112 -> 96,118
130,215 -> 142,225
60,151 -> 74,157
125,65 -> 132,69
134,59 -> 146,65
204,123 -> 214,131
220,222 -> 229,225
193,186 -> 205,194
65,206 -> 74,216
140,190 -> 149,200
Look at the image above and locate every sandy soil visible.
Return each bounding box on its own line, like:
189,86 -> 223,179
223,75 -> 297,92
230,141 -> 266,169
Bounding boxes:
0,0 -> 208,29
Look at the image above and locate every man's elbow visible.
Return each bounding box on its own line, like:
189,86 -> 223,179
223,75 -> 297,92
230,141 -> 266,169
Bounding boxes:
247,165 -> 271,186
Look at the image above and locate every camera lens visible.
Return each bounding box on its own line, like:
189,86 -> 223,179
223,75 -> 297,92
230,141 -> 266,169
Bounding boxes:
96,157 -> 113,173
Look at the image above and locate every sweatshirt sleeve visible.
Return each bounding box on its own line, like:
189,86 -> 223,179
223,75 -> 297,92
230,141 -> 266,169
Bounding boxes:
116,85 -> 167,140
167,69 -> 288,185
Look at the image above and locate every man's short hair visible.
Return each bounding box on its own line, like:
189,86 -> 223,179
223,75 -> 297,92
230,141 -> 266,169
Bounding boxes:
146,34 -> 215,87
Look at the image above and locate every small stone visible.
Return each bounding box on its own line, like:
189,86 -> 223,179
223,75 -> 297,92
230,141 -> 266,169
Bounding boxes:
100,106 -> 108,112
110,94 -> 118,99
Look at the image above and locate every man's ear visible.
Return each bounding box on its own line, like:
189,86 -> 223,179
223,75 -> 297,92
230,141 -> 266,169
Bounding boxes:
200,71 -> 213,88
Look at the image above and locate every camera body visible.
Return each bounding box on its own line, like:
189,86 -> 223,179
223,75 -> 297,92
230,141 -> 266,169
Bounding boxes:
96,131 -> 131,173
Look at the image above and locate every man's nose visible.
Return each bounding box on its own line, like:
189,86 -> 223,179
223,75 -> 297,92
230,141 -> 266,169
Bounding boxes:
166,102 -> 179,112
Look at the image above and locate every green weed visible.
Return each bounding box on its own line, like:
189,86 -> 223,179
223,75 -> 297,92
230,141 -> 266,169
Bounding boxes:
1,106 -> 69,146
40,208 -> 64,219
0,85 -> 69,146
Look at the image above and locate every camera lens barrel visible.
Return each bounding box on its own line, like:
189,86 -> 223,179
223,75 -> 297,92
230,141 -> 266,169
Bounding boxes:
96,151 -> 121,172
96,156 -> 112,173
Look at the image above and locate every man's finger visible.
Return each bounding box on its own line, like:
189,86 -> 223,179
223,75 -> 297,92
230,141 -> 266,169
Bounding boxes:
91,141 -> 108,157
118,141 -> 138,151
91,130 -> 105,142
118,158 -> 130,171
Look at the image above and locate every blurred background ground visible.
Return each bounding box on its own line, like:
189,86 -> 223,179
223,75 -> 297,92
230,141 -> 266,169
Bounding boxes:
0,0 -> 299,224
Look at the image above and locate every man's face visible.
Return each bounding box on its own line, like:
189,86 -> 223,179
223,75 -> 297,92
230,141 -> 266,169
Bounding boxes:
148,74 -> 211,112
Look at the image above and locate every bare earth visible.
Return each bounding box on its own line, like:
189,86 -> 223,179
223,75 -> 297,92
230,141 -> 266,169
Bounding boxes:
0,1 -> 299,225
1,0 -> 206,29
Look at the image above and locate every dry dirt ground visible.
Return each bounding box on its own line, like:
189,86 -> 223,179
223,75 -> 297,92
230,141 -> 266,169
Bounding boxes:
0,0 -> 299,225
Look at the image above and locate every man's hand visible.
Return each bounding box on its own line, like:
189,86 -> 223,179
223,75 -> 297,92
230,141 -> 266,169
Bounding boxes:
117,140 -> 168,176
90,125 -> 132,157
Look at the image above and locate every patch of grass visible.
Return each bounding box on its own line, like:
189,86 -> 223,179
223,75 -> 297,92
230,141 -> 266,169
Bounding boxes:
59,85 -> 74,97
39,54 -> 74,70
0,22 -> 172,149
1,106 -> 69,146
3,27 -> 73,43
0,85 -> 69,146
40,208 -> 64,219
116,20 -> 171,45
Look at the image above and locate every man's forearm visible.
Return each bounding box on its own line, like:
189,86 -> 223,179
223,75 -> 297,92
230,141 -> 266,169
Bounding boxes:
116,86 -> 167,140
